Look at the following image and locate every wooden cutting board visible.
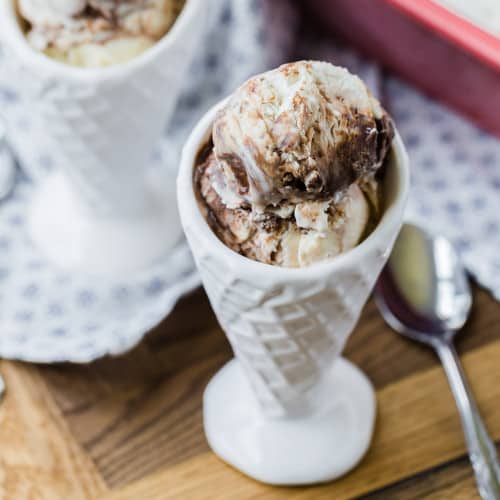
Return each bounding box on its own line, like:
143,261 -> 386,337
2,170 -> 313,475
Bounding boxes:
1,285 -> 499,499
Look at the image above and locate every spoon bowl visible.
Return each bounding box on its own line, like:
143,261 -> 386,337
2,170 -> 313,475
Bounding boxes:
375,223 -> 472,346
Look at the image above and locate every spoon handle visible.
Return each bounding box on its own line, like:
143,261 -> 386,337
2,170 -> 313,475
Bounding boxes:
436,341 -> 500,500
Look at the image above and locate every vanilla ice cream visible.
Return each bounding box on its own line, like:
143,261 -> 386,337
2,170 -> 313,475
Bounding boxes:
195,61 -> 395,268
18,0 -> 185,67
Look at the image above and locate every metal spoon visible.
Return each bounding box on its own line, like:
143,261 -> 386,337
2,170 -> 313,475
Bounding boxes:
375,223 -> 500,500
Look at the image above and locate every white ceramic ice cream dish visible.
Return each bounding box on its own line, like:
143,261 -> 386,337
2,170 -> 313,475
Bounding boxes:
178,100 -> 410,485
0,0 -> 208,276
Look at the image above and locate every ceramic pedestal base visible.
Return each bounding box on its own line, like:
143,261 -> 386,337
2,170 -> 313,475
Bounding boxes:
27,171 -> 182,277
204,357 -> 376,485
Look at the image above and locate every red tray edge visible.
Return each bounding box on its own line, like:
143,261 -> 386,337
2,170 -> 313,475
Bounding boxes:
386,0 -> 500,71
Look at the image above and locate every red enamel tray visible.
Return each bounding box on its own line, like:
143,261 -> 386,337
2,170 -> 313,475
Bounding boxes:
306,0 -> 500,137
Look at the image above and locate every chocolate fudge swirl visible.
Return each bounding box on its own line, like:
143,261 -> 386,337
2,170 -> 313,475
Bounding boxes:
212,60 -> 393,212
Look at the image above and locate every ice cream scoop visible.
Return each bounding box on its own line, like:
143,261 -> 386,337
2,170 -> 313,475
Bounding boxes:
196,61 -> 394,268
212,60 -> 393,210
18,0 -> 185,67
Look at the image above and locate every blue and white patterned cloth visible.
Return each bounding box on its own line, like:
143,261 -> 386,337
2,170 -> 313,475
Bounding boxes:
1,0 -> 500,363
0,0 -> 295,363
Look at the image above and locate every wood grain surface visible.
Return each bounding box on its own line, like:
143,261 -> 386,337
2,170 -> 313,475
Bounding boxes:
1,285 -> 499,499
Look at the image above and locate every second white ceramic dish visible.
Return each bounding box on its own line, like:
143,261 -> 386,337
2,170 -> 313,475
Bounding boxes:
0,0 -> 209,276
